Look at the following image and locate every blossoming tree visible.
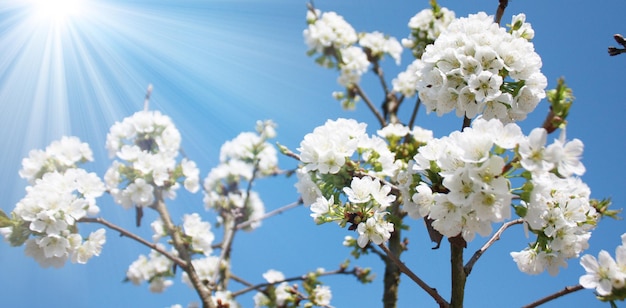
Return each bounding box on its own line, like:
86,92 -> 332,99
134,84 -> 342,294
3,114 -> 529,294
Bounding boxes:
0,1 -> 623,308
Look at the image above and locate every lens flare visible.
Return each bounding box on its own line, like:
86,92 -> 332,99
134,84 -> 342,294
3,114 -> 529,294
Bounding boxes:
29,0 -> 84,24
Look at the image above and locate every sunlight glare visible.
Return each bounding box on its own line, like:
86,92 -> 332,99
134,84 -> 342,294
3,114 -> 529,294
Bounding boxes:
30,0 -> 84,24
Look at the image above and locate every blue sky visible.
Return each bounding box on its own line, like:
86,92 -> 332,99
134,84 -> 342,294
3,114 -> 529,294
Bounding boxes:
0,0 -> 625,307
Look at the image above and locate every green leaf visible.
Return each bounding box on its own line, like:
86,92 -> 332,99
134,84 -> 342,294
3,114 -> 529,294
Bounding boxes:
0,209 -> 12,228
8,220 -> 31,247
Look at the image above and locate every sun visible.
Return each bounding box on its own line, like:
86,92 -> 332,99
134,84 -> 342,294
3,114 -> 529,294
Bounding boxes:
29,0 -> 85,24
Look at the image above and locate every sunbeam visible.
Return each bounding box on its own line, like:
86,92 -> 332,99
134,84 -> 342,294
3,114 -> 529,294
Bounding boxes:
28,0 -> 85,24
0,0 -> 313,204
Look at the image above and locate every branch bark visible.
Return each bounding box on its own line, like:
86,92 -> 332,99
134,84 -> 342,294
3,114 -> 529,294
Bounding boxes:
78,217 -> 185,267
495,0 -> 508,25
449,237 -> 466,308
522,284 -> 584,308
153,191 -> 216,308
464,218 -> 524,276
236,200 -> 302,230
379,243 -> 449,308
230,266 -> 361,297
353,83 -> 387,127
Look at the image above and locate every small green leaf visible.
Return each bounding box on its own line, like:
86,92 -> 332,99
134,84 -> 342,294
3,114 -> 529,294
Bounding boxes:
0,209 -> 13,228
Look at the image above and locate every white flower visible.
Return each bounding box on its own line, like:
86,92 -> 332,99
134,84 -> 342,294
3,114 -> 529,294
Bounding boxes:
182,256 -> 222,288
510,13 -> 534,40
356,213 -> 394,248
262,269 -> 285,283
311,285 -> 332,306
511,248 -> 544,275
181,158 -> 200,193
294,169 -> 322,206
416,12 -> 545,121
337,46 -> 370,87
545,132 -> 585,177
72,228 -> 106,264
125,178 -> 155,207
377,123 -> 410,139
298,118 -> 366,174
182,213 -> 214,256
407,183 -> 434,219
304,11 -> 357,52
127,245 -> 175,293
359,31 -> 402,64
392,59 -> 424,97
310,196 -> 333,222
580,251 -> 618,296
519,128 -> 553,173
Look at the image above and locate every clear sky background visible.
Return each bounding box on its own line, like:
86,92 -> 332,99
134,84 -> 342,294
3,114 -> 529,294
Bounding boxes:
0,0 -> 625,307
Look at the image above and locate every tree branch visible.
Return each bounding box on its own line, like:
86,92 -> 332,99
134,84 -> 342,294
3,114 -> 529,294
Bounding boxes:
230,266 -> 362,297
407,97 -> 421,130
495,0 -> 508,25
78,217 -> 186,267
213,160 -> 262,289
353,83 -> 387,127
379,243 -> 449,308
153,192 -> 216,308
450,236 -> 466,308
522,284 -> 584,308
236,200 -> 302,230
464,218 -> 523,276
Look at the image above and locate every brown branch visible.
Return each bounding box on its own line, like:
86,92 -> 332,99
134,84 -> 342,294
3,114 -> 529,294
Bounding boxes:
522,284 -> 584,308
495,0 -> 509,25
143,84 -> 153,111
213,159 -> 261,289
450,237 -> 467,308
609,34 -> 626,56
407,97 -> 421,130
230,266 -> 361,297
78,217 -> 185,267
236,200 -> 302,230
464,218 -> 523,276
353,83 -> 387,127
372,59 -> 391,96
462,116 -> 471,131
153,192 -> 216,308
379,243 -> 449,308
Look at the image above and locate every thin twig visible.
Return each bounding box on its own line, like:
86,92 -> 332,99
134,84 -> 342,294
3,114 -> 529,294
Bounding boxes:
353,83 -> 387,127
231,266 -> 359,297
464,218 -> 523,276
379,243 -> 449,308
236,200 -> 302,230
522,284 -> 584,308
143,84 -> 153,111
372,60 -> 390,95
78,217 -> 185,267
407,97 -> 421,129
213,159 -> 262,289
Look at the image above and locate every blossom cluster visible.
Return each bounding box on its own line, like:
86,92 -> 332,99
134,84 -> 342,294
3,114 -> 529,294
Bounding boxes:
203,120 -> 277,230
3,137 -> 106,268
296,118 -> 415,248
104,110 -> 200,209
403,118 -> 520,241
304,9 -> 402,109
19,136 -> 94,184
253,269 -> 332,307
416,13 -> 547,122
401,4 -> 455,58
126,244 -> 176,293
579,233 -> 626,302
392,117 -> 594,275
